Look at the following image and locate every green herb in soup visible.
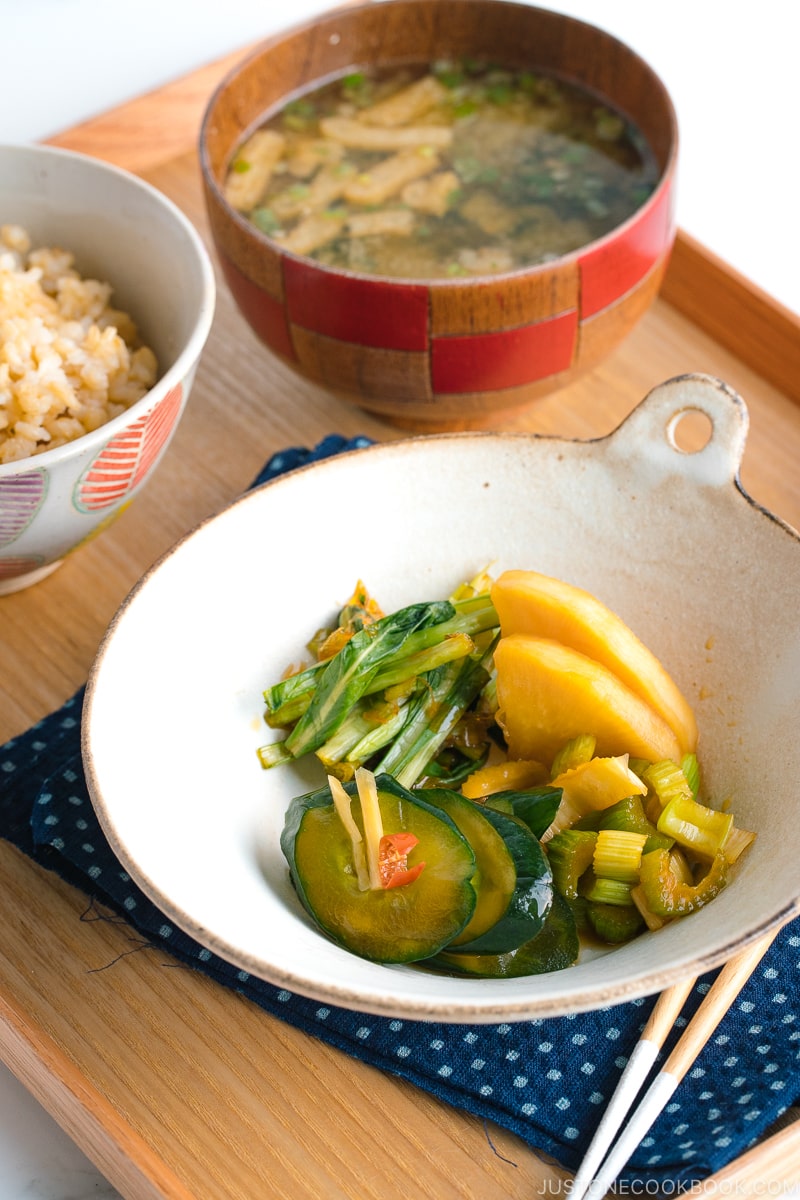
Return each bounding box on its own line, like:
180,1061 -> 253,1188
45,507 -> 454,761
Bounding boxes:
224,61 -> 660,279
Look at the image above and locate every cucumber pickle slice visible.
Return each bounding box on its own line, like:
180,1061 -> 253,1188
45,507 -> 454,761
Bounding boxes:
418,787 -> 517,949
442,802 -> 554,955
281,774 -> 477,963
432,891 -> 579,979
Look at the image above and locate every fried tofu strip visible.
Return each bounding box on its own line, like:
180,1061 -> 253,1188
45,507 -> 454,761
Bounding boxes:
346,209 -> 416,238
359,74 -> 449,128
344,147 -> 440,206
458,245 -> 516,274
460,188 -> 519,236
319,116 -> 453,151
286,137 -> 345,178
274,210 -> 348,256
401,169 -> 461,217
224,130 -> 286,212
272,162 -> 356,222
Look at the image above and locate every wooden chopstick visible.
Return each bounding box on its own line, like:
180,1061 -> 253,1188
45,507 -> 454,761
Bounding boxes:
569,974 -> 697,1199
571,926 -> 782,1200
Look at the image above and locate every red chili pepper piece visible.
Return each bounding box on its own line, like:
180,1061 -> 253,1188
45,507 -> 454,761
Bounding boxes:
378,832 -> 425,889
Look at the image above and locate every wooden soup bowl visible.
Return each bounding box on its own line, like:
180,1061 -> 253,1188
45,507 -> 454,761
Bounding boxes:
200,0 -> 678,430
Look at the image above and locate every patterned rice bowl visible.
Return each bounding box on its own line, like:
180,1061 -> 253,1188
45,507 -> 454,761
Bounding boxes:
0,143 -> 215,593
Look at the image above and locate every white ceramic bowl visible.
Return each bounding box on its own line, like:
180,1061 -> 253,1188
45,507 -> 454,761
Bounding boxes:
83,374 -> 800,1022
0,143 -> 216,593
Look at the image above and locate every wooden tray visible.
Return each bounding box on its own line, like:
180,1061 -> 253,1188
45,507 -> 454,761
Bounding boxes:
2,44 -> 800,1199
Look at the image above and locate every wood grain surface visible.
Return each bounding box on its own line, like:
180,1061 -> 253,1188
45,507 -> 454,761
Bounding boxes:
0,35 -> 797,1200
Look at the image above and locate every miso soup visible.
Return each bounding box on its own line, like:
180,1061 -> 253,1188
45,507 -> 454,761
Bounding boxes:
224,61 -> 659,280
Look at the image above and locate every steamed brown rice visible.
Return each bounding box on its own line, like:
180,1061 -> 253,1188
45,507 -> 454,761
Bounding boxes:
0,224 -> 158,465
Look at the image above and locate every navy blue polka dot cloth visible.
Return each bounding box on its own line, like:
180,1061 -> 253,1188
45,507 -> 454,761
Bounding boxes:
2,436 -> 798,1188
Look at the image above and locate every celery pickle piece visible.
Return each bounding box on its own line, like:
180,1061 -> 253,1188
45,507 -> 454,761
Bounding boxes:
639,848 -> 728,917
281,774 -> 476,963
547,828 -> 597,899
598,794 -> 673,853
657,794 -> 734,858
592,829 -> 647,883
586,901 -> 645,944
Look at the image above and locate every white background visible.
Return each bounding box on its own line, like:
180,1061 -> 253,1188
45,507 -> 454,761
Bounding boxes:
1,2 -> 798,1196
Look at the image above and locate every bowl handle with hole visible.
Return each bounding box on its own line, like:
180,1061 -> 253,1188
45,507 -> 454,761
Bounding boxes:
604,373 -> 749,489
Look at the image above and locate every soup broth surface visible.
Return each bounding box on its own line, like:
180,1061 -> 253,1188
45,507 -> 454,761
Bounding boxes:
224,61 -> 659,280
